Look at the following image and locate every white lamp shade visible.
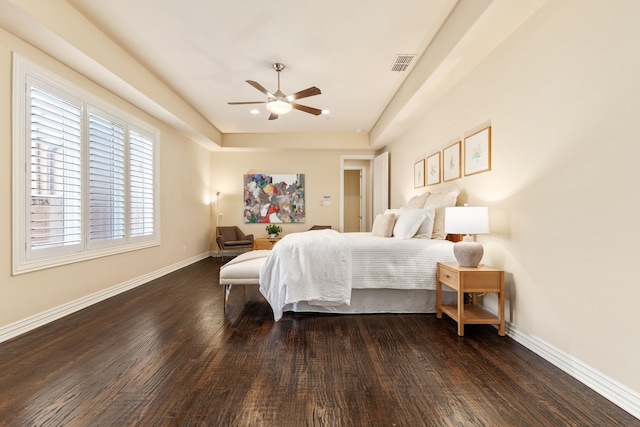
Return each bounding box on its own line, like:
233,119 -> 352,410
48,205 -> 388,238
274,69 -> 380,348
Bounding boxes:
444,206 -> 489,235
266,99 -> 292,115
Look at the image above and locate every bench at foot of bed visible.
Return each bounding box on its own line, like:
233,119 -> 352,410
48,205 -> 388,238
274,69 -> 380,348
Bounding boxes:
219,250 -> 269,310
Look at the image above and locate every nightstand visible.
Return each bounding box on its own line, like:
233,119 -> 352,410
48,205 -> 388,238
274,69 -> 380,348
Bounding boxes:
436,262 -> 505,336
253,237 -> 281,250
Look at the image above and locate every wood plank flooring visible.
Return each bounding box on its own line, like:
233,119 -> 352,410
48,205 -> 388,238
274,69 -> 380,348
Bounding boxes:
0,257 -> 637,426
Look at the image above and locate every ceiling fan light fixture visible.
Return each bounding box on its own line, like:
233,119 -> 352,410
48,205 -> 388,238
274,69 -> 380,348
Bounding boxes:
229,63 -> 321,120
266,99 -> 292,115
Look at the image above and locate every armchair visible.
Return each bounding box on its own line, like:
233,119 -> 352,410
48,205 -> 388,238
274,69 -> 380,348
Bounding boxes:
216,226 -> 254,258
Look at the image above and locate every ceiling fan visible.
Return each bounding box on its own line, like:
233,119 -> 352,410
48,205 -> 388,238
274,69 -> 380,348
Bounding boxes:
228,63 -> 322,120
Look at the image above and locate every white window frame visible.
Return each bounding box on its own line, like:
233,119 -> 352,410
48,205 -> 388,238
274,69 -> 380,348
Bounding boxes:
12,54 -> 160,275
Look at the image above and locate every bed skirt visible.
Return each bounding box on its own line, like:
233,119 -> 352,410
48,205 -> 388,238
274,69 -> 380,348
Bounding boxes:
283,288 -> 457,315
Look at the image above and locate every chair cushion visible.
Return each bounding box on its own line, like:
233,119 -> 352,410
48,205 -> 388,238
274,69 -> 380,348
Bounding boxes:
224,239 -> 252,247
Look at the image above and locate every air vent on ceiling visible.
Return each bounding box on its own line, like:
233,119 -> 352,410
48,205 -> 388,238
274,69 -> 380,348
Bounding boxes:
390,54 -> 416,72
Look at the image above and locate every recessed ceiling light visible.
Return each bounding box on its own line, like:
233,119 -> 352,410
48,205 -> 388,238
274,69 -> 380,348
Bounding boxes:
321,109 -> 330,115
250,109 -> 260,115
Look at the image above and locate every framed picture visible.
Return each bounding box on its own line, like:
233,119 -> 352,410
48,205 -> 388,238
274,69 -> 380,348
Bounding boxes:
443,141 -> 461,182
426,152 -> 441,185
243,173 -> 305,223
414,159 -> 425,188
464,126 -> 491,176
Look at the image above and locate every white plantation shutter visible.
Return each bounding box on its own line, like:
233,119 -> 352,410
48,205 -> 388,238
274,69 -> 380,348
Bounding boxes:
88,112 -> 126,243
129,130 -> 155,238
29,86 -> 82,253
14,55 -> 159,274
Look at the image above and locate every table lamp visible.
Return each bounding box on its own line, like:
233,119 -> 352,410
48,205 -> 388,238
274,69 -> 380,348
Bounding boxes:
444,205 -> 489,268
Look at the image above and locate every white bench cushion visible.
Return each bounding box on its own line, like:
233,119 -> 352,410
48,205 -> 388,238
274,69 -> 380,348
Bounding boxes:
219,250 -> 270,285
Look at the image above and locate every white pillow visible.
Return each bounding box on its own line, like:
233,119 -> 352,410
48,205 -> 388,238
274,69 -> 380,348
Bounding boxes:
392,208 -> 427,239
425,188 -> 459,239
372,213 -> 396,237
406,192 -> 430,209
413,205 -> 436,239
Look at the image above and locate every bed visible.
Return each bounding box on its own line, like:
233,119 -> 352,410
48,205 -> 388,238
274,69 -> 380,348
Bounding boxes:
220,188 -> 461,320
259,230 -> 458,320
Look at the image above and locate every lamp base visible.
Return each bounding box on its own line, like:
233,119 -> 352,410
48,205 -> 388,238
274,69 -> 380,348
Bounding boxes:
453,236 -> 484,268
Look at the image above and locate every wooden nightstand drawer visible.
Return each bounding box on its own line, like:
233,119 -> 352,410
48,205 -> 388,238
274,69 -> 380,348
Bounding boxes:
437,264 -> 459,288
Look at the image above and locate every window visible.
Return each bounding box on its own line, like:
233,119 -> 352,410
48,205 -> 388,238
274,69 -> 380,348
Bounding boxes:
29,87 -> 82,253
13,55 -> 159,274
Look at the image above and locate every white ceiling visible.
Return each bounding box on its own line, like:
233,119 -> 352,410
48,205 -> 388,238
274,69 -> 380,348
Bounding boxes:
0,0 -> 548,150
65,0 -> 457,137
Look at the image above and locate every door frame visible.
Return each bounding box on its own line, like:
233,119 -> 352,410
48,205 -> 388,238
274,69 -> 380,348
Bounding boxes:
340,154 -> 374,232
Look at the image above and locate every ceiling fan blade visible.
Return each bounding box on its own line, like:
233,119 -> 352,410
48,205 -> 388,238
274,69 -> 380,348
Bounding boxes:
291,102 -> 323,116
227,101 -> 266,105
246,80 -> 274,97
287,86 -> 321,101
268,113 -> 279,120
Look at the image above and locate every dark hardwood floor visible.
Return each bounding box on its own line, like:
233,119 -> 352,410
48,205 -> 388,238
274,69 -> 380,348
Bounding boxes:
0,257 -> 636,426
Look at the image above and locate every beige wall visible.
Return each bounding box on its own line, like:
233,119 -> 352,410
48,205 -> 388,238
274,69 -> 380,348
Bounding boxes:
0,28 -> 212,327
2,0 -> 638,406
211,150 -> 356,239
388,0 -> 640,393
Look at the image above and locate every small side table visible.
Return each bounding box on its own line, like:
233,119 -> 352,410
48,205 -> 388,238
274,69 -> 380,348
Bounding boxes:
436,262 -> 505,336
253,237 -> 281,250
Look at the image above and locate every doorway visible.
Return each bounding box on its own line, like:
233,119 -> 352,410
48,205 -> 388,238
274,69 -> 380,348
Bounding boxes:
340,154 -> 375,232
343,169 -> 363,232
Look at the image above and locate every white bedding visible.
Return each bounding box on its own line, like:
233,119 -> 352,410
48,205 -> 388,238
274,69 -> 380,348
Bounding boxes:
258,230 -> 457,320
259,230 -> 352,321
347,232 -> 456,290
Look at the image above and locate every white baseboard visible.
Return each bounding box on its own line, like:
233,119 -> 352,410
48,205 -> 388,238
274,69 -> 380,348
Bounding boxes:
507,323 -> 640,420
0,252 -> 210,344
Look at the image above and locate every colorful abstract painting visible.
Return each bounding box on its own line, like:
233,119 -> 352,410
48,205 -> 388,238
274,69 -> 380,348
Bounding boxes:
243,174 -> 305,223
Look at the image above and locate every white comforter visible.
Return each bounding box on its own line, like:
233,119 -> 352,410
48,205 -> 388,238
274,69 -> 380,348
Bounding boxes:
346,232 -> 456,290
259,230 -> 352,321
